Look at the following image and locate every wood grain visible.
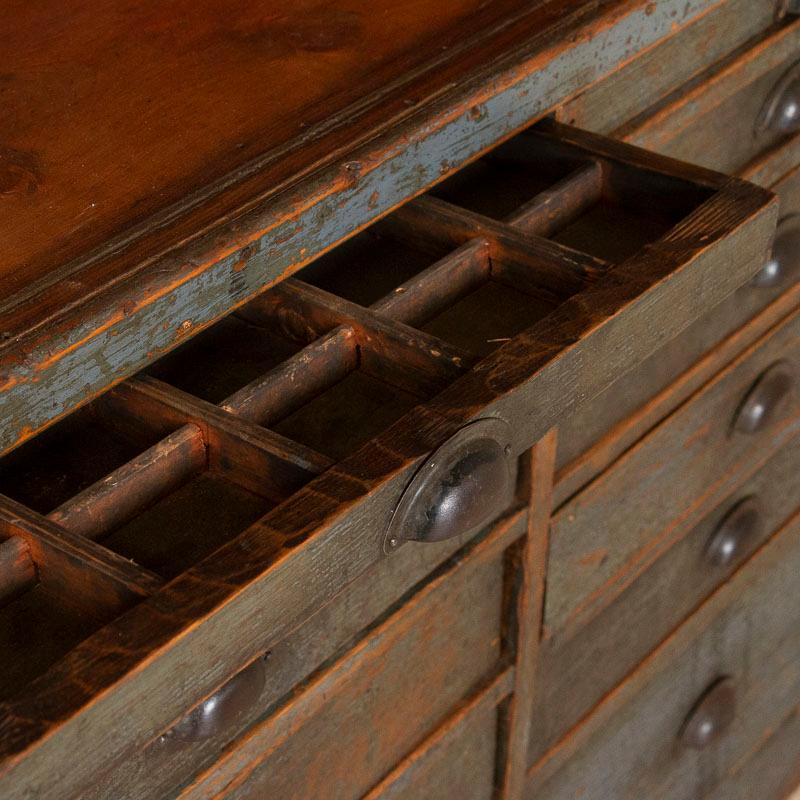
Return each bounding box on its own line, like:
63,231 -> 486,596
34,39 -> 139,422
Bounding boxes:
546,306 -> 800,639
0,0 -> 724,455
526,506 -> 800,798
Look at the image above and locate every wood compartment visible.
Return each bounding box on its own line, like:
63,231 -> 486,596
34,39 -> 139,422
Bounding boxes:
530,432 -> 800,765
146,316 -> 303,405
0,400 -> 166,516
0,119 -> 778,800
0,502 -> 160,702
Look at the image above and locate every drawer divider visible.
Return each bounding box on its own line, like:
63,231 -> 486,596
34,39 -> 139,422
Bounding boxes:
106,377 -> 333,502
242,278 -> 473,394
0,495 -> 163,613
505,161 -> 605,236
47,424 -> 207,541
388,195 -> 606,298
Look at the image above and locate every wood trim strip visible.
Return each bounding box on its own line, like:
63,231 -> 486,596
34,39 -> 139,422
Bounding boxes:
47,424 -> 207,541
362,668 -> 515,800
499,430 -> 558,799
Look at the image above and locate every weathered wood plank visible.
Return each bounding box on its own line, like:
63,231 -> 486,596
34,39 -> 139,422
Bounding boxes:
0,0 -> 725,456
526,507 -> 800,798
560,0 -> 782,134
498,430 -> 557,799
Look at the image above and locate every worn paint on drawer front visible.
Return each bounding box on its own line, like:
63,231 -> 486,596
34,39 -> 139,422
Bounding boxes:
532,433 -> 800,764
527,508 -> 800,799
623,18 -> 800,173
176,521 -> 512,800
547,307 -> 800,638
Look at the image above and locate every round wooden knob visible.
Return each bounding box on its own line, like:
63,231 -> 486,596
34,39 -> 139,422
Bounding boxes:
733,362 -> 795,435
680,678 -> 736,750
752,215 -> 800,289
705,497 -> 762,568
385,418 -> 513,553
758,62 -> 800,135
158,656 -> 267,747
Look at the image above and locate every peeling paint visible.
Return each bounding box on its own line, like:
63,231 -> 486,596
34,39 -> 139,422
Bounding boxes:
0,0 -> 718,454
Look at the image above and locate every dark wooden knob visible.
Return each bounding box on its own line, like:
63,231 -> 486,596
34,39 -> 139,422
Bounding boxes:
705,497 -> 762,568
758,62 -> 800,135
733,362 -> 795,435
158,656 -> 267,747
385,418 -> 513,553
680,678 -> 736,750
752,215 -> 800,289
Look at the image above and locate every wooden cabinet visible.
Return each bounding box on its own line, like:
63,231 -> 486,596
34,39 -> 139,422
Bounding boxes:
1,2 -> 799,798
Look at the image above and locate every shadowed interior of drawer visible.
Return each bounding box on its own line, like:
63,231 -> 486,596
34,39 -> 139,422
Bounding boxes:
0,119 -> 721,701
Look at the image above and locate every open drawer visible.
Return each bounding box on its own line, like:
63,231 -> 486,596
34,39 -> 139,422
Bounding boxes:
0,120 -> 777,799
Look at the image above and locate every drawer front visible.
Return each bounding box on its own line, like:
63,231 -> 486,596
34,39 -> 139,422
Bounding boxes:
558,0 -> 781,135
526,508 -> 800,799
530,433 -> 800,764
547,306 -> 800,637
0,120 -> 777,799
556,97 -> 800,487
624,18 -> 800,175
170,513 -> 521,800
81,512 -> 525,800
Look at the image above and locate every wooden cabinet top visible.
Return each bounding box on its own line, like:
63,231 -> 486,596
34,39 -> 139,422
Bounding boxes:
0,0 -> 717,454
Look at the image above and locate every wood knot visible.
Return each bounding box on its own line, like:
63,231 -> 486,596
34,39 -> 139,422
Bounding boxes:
0,147 -> 40,196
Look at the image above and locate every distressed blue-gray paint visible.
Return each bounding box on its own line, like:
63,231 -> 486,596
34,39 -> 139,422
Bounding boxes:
1,0 -> 716,453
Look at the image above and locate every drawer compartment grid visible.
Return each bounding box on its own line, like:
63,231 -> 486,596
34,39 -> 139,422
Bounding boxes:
0,119 -> 775,779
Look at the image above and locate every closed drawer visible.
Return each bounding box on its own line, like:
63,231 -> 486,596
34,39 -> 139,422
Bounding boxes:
530,432 -> 800,764
81,508 -> 525,800
0,120 -> 777,799
556,92 -> 800,487
558,0 -> 782,135
526,506 -> 800,799
139,511 -> 522,800
623,17 -> 800,175
547,305 -> 800,639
